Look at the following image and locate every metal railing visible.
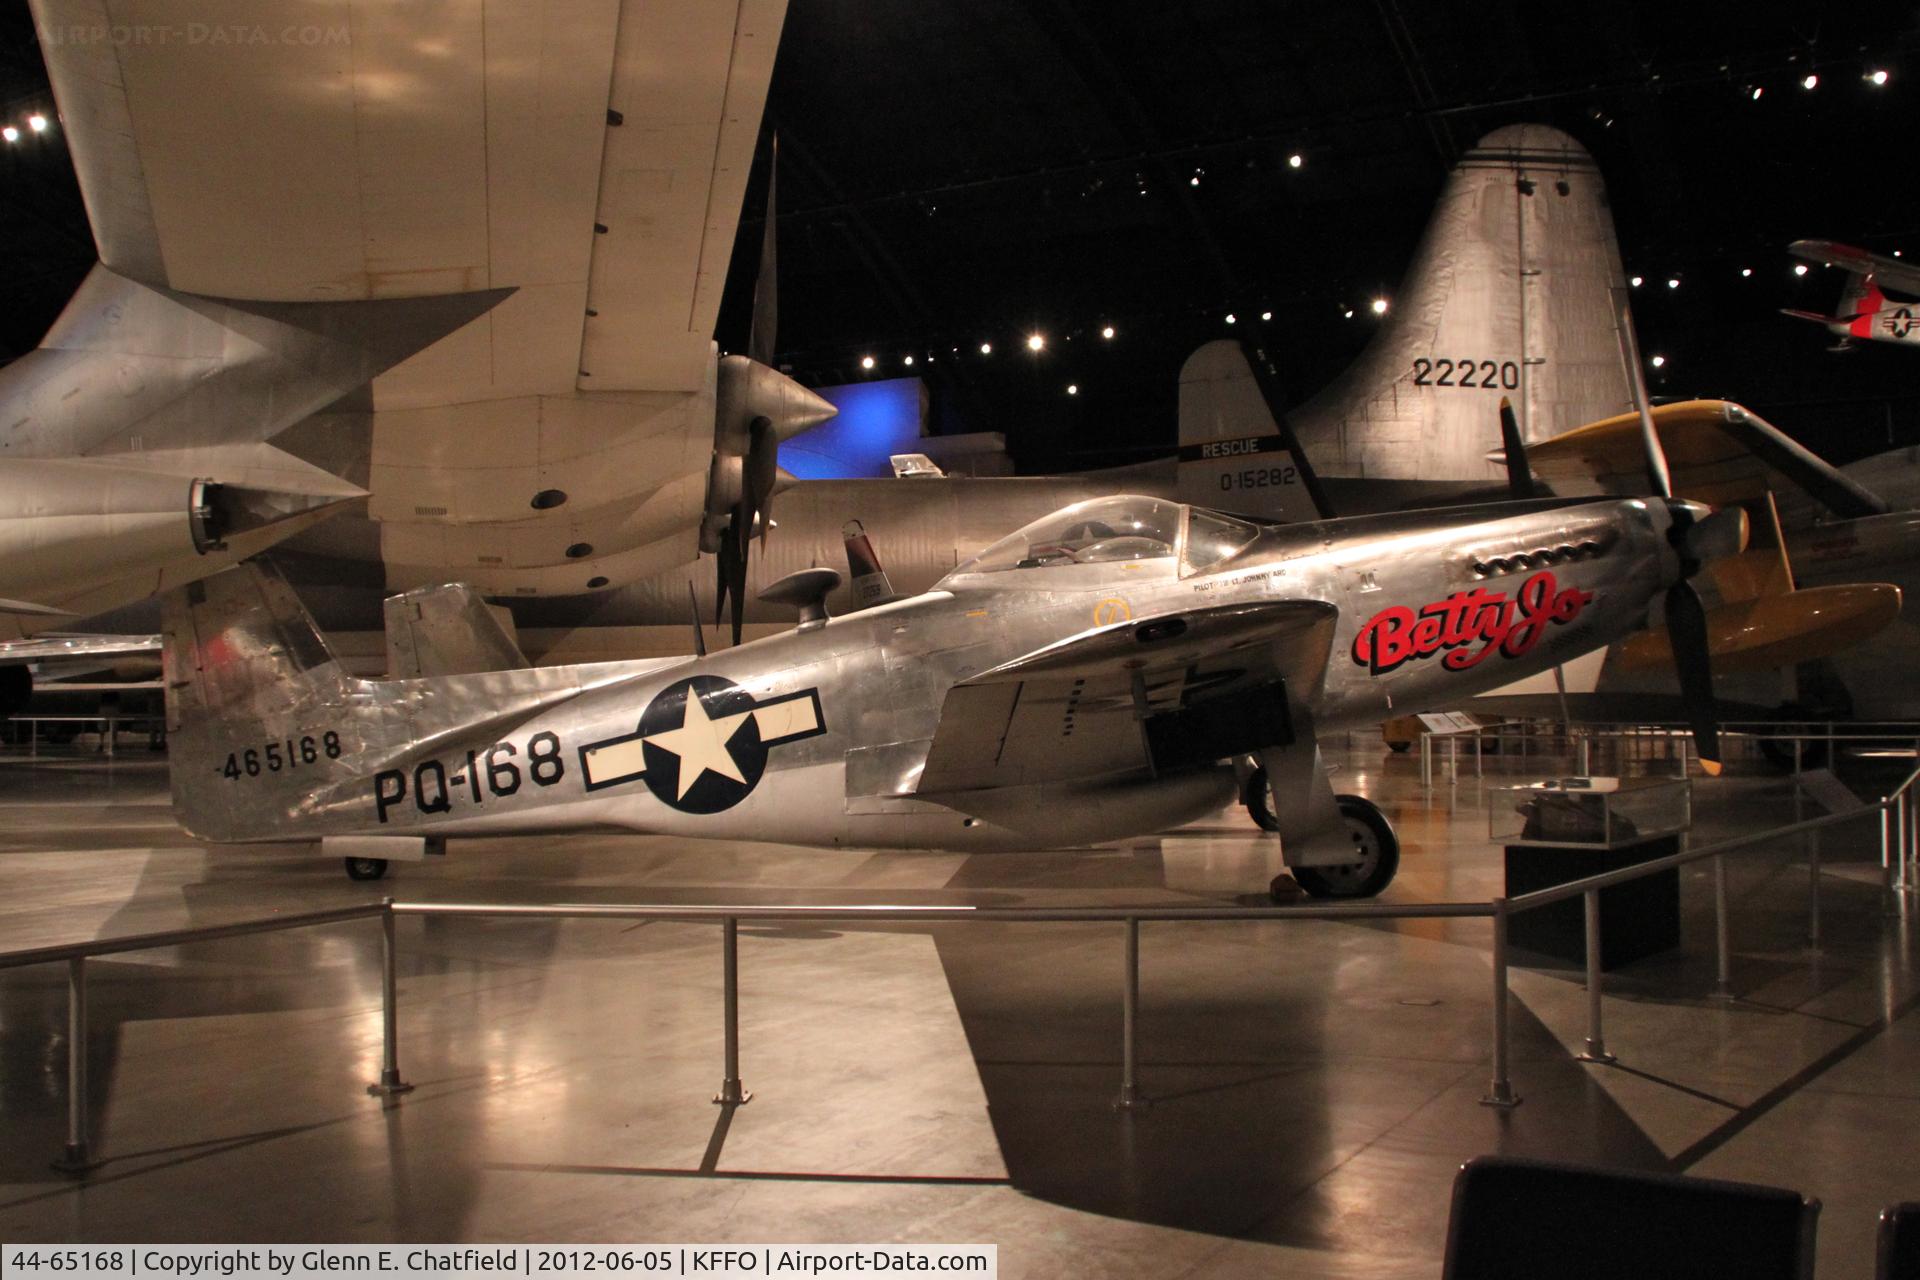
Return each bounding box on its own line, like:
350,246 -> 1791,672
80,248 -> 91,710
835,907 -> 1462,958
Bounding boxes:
1419,717 -> 1920,788
5,760 -> 1918,1177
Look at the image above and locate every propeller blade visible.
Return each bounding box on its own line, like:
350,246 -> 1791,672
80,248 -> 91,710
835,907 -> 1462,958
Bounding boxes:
715,527 -> 747,647
1498,396 -> 1537,500
686,580 -> 707,659
1610,289 -> 1672,499
748,134 -> 778,369
1664,580 -> 1723,775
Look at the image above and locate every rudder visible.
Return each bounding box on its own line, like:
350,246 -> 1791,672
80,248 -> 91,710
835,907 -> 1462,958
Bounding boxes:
162,562 -> 382,842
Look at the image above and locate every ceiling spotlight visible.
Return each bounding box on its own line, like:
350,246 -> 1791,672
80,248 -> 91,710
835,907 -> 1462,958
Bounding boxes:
1630,275 -> 1644,288
1224,313 -> 1237,325
1801,73 -> 1819,90
1189,170 -> 1202,186
1666,277 -> 1680,290
27,114 -> 47,133
1,126 -> 17,144
1260,310 -> 1272,321
1067,384 -> 1079,396
903,355 -> 915,367
1649,355 -> 1667,369
1370,297 -> 1389,315
1794,264 -> 1809,277
1741,267 -> 1753,278
860,355 -> 875,370
1343,308 -> 1355,319
979,342 -> 992,355
1027,333 -> 1045,352
1870,69 -> 1891,87
1751,86 -> 1764,101
1100,325 -> 1115,340
1287,152 -> 1304,169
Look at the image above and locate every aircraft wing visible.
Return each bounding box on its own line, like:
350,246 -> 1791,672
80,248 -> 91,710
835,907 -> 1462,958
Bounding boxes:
916,600 -> 1338,795
1525,399 -> 1888,519
0,633 -> 163,684
1789,240 -> 1920,297
33,0 -> 792,598
34,0 -> 780,399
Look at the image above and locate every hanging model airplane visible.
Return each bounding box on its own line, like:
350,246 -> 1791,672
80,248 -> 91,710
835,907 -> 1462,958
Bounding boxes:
1784,240 -> 1920,352
159,388 -> 1746,894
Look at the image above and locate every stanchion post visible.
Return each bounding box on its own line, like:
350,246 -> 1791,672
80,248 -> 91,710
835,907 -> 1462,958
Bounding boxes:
1712,855 -> 1734,1000
1807,827 -> 1822,949
52,956 -> 94,1175
1577,890 -> 1615,1064
1884,804 -> 1895,895
1902,793 -> 1914,895
368,903 -> 413,1097
1481,900 -> 1520,1108
714,916 -> 751,1105
1114,917 -> 1146,1111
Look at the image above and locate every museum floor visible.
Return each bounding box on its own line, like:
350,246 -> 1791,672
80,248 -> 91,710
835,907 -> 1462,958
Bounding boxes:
1,735 -> 1915,1278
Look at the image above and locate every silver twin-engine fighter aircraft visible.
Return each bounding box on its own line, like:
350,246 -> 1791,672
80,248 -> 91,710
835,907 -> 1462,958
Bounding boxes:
162,421 -> 1746,898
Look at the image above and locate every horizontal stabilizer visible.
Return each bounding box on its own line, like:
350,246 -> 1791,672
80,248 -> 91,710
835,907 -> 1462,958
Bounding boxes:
1780,308 -> 1847,327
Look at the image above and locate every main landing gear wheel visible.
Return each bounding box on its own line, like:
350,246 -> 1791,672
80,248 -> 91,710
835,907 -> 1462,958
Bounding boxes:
1282,795 -> 1400,900
344,857 -> 389,882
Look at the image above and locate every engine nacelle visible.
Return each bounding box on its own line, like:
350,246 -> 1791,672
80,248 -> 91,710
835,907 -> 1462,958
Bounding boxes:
0,458 -> 352,626
699,355 -> 836,553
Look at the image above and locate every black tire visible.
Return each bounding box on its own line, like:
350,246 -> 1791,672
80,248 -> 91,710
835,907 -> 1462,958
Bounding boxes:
1289,795 -> 1400,900
1244,766 -> 1282,832
344,857 -> 389,882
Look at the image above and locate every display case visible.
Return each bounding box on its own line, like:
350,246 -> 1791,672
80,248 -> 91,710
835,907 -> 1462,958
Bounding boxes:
1489,776 -> 1691,849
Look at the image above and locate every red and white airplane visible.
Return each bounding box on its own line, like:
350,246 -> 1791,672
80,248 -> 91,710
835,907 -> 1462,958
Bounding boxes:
1785,240 -> 1920,352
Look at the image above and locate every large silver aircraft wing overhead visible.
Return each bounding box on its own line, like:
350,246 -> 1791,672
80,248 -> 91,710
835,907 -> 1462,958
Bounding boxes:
34,0 -> 778,395
1789,241 -> 1920,298
916,600 -> 1337,796
32,0 -> 796,599
1525,399 -> 1889,519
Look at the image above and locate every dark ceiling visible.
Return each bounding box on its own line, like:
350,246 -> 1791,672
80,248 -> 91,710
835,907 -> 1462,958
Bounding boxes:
5,3 -> 1920,471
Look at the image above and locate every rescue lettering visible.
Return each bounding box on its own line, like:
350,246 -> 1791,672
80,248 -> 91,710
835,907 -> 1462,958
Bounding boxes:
1352,570 -> 1593,675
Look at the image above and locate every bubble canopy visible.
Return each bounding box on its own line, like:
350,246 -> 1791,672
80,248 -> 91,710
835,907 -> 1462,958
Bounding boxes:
944,495 -> 1259,580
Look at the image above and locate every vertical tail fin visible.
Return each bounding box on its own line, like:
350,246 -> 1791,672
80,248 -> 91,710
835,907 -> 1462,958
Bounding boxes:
1837,271 -> 1886,340
382,583 -> 529,678
1287,124 -> 1632,482
1176,340 -> 1331,521
842,519 -> 903,607
162,562 -> 381,841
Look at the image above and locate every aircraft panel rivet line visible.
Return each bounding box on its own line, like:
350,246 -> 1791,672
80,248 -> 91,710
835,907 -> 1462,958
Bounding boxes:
1577,890 -> 1615,1065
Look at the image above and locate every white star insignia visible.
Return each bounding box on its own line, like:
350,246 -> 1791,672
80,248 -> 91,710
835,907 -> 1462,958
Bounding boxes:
644,691 -> 754,800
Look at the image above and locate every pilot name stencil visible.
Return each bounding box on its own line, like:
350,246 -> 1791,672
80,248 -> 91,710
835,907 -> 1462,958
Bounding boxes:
1351,570 -> 1594,675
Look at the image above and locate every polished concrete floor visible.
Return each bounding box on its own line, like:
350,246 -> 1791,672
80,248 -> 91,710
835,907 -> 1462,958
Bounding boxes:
0,734 -> 1916,1277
